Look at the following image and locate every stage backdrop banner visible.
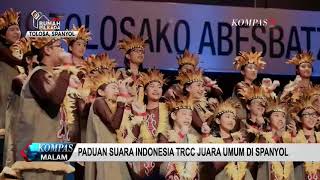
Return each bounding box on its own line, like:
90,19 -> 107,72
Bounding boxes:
1,0 -> 320,75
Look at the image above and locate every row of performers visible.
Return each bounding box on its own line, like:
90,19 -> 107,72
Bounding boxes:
0,8 -> 320,180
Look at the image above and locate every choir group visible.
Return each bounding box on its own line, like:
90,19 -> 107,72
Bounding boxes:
0,8 -> 319,180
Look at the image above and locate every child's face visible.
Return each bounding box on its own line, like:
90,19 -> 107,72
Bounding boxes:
301,108 -> 318,130
247,99 -> 265,117
269,111 -> 286,131
5,25 -> 21,44
297,63 -> 312,78
104,82 -> 120,101
172,108 -> 193,129
187,81 -> 205,100
126,47 -> 145,65
241,63 -> 258,81
218,112 -> 236,132
70,39 -> 86,58
145,81 -> 162,102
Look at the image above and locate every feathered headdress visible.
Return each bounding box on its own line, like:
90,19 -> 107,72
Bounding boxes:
214,98 -> 240,118
82,69 -> 120,92
0,8 -> 20,30
279,75 -> 307,103
308,86 -> 320,112
308,85 -> 320,98
117,35 -> 147,54
139,69 -> 165,87
167,96 -> 194,112
177,50 -> 199,67
65,25 -> 92,45
288,95 -> 315,122
176,68 -> 203,86
234,51 -> 266,70
266,98 -> 287,115
10,38 -> 32,60
238,85 -> 267,104
82,53 -> 117,74
30,35 -> 61,50
286,51 -> 314,66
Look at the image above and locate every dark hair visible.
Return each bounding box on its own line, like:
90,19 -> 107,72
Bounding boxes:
68,40 -> 76,50
67,42 -> 74,53
96,83 -> 108,97
247,99 -> 253,106
182,82 -> 192,96
143,84 -> 149,104
21,51 -> 36,75
31,46 -> 44,63
0,27 -> 8,36
264,111 -> 273,119
296,110 -> 304,130
210,115 -> 221,136
0,28 -> 10,47
240,65 -> 246,71
168,111 -> 176,128
178,63 -> 194,71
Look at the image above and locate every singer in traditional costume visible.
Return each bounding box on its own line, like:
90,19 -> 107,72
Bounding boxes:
129,69 -> 169,179
232,51 -> 266,122
202,98 -> 253,180
0,9 -> 22,168
64,25 -> 93,180
165,50 -> 222,101
165,50 -> 199,99
306,85 -> 320,131
4,38 -> 35,167
9,36 -> 75,179
280,51 -> 314,105
65,25 -> 91,66
289,95 -> 320,180
238,85 -> 270,143
257,99 -> 296,180
117,34 -> 147,80
159,96 -> 199,180
176,68 -> 214,137
59,27 -> 92,142
238,83 -> 280,179
85,67 -> 133,180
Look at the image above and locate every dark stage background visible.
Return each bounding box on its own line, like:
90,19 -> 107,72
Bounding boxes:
161,70 -> 320,99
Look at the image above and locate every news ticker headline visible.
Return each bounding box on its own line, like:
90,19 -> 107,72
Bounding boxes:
23,143 -> 320,162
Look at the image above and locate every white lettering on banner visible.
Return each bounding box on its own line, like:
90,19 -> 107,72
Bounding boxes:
67,143 -> 320,162
2,1 -> 320,75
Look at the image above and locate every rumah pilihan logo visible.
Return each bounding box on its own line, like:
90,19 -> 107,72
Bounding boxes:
26,10 -> 78,38
231,18 -> 277,27
31,10 -> 61,30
